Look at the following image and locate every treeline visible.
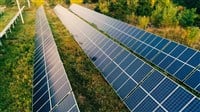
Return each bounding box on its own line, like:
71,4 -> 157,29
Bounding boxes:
94,0 -> 199,28
173,0 -> 200,14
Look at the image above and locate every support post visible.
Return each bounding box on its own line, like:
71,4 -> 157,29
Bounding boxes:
16,0 -> 24,24
27,0 -> 31,8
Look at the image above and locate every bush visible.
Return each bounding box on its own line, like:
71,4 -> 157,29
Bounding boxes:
98,0 -> 109,14
66,0 -> 70,4
94,5 -> 100,12
5,0 -> 14,7
136,0 -> 153,16
108,0 -> 131,21
161,4 -> 178,27
90,0 -> 98,3
178,8 -> 198,27
138,16 -> 150,29
151,1 -> 178,27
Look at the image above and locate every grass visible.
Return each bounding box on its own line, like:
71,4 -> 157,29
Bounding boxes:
0,0 -> 4,5
0,6 -> 18,31
0,3 -> 128,111
0,2 -> 198,112
0,7 -> 35,111
45,5 -> 128,112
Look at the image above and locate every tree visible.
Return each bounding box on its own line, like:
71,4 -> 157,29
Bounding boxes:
178,8 -> 198,27
66,0 -> 70,4
136,0 -> 153,16
161,3 -> 178,27
98,0 -> 109,14
151,0 -> 178,27
90,0 -> 98,3
108,0 -> 131,20
127,0 -> 139,13
173,0 -> 200,14
151,4 -> 163,26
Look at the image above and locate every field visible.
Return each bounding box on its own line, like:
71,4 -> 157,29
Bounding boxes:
0,0 -> 200,111
45,5 -> 128,112
0,7 -> 35,111
0,2 -> 128,112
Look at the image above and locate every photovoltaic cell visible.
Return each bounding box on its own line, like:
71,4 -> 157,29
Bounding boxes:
70,4 -> 200,93
55,5 -> 200,112
33,6 -> 79,112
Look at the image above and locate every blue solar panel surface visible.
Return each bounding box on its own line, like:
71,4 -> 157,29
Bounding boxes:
54,5 -> 200,112
69,4 -> 200,93
33,6 -> 79,112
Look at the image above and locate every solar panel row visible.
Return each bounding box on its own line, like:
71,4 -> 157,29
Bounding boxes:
33,6 -> 79,112
54,5 -> 200,112
69,4 -> 200,93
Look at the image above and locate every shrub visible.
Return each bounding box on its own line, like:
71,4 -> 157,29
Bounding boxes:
151,1 -> 178,27
108,0 -> 131,21
66,0 -> 70,4
136,0 -> 153,16
138,16 -> 150,29
178,8 -> 198,27
98,0 -> 109,14
5,0 -> 14,7
186,27 -> 200,39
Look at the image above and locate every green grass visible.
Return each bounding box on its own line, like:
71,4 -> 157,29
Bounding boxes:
0,7 -> 35,111
0,0 -> 4,5
0,6 -> 18,31
45,6 -> 129,112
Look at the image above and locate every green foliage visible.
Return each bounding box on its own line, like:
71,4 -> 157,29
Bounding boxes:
161,3 -> 178,27
49,0 -> 56,6
98,0 -> 109,14
66,0 -> 70,4
138,16 -> 150,29
48,0 -> 66,6
0,0 -> 5,5
0,7 -> 34,111
186,27 -> 200,39
173,0 -> 200,14
5,0 -> 14,7
151,1 -> 178,27
0,7 -> 18,31
178,8 -> 198,27
83,0 -> 97,3
155,0 -> 170,6
90,0 -> 98,3
108,0 -> 130,20
97,0 -> 131,20
136,0 -> 153,16
127,0 -> 138,12
83,0 -> 88,3
151,5 -> 163,26
195,15 -> 200,27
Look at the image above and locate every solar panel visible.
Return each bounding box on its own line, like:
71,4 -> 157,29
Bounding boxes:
69,4 -> 200,93
54,5 -> 200,112
33,6 -> 79,112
